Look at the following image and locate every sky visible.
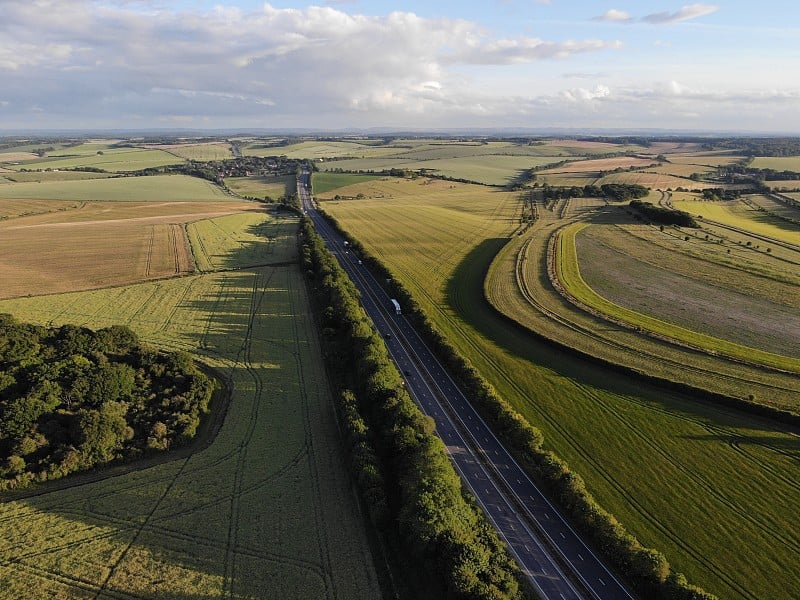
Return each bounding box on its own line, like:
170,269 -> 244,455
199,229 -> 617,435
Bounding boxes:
2,0 -> 800,133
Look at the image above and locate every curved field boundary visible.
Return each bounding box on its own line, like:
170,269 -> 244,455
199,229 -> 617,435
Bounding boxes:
553,222 -> 800,374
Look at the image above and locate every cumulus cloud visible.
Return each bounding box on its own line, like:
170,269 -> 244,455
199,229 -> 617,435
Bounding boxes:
642,4 -> 719,24
593,9 -> 633,23
0,0 -> 624,128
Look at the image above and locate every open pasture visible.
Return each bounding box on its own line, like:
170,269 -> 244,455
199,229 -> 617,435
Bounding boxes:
225,174 -> 295,199
0,174 -> 232,202
0,201 -> 257,298
8,148 -> 182,172
672,198 -> 800,245
324,178 -> 800,599
0,214 -> 380,598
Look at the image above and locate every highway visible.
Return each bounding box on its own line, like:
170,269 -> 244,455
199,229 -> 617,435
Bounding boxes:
297,171 -> 636,600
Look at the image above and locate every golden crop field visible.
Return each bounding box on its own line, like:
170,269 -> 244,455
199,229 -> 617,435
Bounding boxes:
324,176 -> 800,599
0,200 -> 258,298
0,211 -> 380,599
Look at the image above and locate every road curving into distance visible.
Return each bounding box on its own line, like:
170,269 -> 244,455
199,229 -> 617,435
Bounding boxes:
298,170 -> 636,600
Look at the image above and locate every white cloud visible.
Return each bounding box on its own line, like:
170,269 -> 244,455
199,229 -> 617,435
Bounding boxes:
593,9 -> 633,23
0,0 -> 623,128
642,4 -> 719,24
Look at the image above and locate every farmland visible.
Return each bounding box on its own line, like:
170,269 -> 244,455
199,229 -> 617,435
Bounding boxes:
225,174 -> 296,199
0,208 -> 380,599
321,174 -> 800,600
5,148 -> 181,172
0,174 -> 232,202
671,197 -> 800,245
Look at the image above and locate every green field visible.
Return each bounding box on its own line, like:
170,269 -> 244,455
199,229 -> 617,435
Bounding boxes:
1,170 -> 116,183
322,177 -> 800,600
672,198 -> 800,245
8,148 -> 182,172
157,142 -> 235,161
0,211 -> 380,599
311,172 -> 382,195
321,154 -> 562,185
0,175 -> 233,202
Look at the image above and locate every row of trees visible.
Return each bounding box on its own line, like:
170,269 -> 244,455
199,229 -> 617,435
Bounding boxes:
318,213 -> 718,600
629,200 -> 699,228
0,315 -> 215,489
300,219 -> 524,600
538,183 -> 650,202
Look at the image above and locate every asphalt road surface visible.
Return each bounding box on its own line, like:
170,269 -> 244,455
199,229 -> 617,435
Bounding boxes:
298,172 -> 636,600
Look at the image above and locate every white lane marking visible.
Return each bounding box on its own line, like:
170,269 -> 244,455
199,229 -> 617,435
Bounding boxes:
577,554 -> 583,561
559,532 -> 565,539
599,578 -> 606,586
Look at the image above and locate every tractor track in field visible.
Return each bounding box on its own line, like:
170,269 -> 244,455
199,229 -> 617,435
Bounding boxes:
287,268 -> 337,600
222,269 -> 270,598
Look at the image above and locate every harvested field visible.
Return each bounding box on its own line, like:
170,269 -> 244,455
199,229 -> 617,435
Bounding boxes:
0,199 -> 82,221
0,201 -> 256,298
0,174 -> 232,202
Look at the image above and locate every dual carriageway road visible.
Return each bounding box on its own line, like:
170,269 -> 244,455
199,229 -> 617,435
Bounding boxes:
298,171 -> 635,600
